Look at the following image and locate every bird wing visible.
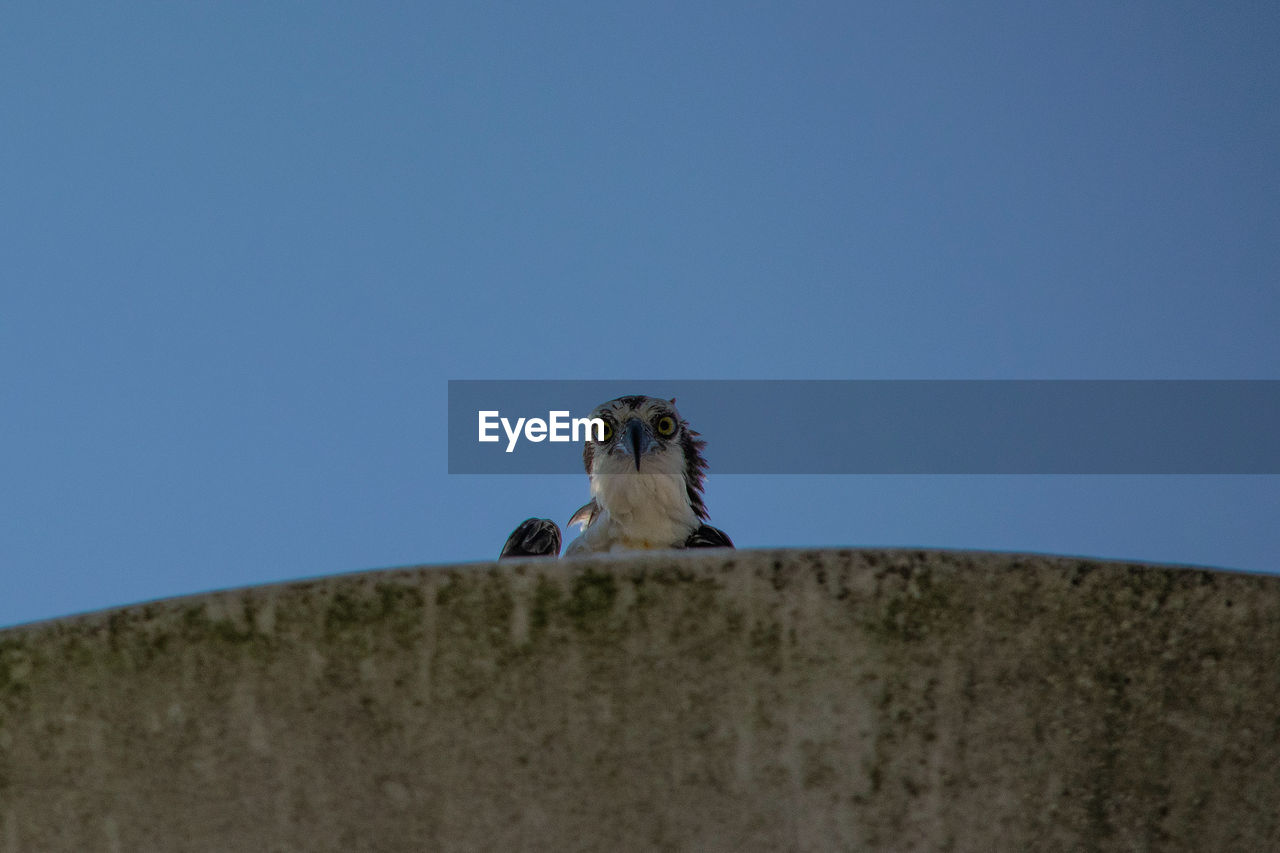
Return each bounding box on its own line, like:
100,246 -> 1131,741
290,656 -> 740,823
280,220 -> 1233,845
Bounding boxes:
684,524 -> 734,549
500,518 -> 562,558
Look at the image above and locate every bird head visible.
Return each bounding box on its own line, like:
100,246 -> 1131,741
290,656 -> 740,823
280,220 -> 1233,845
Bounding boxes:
581,395 -> 710,520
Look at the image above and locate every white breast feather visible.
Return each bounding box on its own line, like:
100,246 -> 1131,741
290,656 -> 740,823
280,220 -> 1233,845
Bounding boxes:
565,446 -> 698,554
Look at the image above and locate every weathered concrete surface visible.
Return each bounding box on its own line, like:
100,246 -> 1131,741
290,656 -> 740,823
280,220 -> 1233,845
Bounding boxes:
1,549 -> 1277,852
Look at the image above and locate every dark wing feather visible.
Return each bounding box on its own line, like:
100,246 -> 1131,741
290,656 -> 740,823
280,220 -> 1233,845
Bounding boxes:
683,524 -> 734,549
500,518 -> 562,558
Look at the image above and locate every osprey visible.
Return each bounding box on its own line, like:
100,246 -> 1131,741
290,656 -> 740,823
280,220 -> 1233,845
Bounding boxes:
500,395 -> 733,557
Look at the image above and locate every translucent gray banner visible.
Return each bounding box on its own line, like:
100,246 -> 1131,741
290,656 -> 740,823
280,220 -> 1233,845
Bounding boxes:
447,380 -> 1280,474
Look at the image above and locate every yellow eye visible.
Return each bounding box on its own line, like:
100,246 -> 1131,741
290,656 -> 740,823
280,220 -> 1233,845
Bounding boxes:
597,421 -> 613,442
656,415 -> 676,437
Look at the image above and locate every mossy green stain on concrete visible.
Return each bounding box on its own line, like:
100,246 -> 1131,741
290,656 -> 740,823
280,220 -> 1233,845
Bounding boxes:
747,619 -> 784,673
181,602 -> 261,648
528,573 -> 562,633
1,549 -> 1279,852
0,637 -> 32,695
866,567 -> 956,644
325,581 -> 427,654
564,568 -> 618,631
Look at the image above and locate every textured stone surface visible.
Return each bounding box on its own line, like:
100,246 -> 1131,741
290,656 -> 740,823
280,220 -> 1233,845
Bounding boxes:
1,549 -> 1277,851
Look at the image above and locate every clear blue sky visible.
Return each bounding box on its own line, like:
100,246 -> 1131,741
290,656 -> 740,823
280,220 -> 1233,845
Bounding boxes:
3,2 -> 1277,628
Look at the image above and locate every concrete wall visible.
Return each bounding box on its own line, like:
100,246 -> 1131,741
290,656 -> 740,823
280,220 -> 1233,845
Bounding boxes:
1,549 -> 1277,851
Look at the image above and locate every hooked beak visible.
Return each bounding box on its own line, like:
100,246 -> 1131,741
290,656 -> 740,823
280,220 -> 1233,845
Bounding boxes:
624,418 -> 651,471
